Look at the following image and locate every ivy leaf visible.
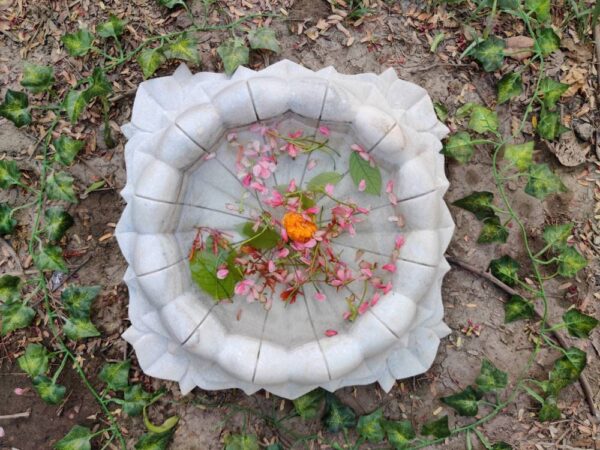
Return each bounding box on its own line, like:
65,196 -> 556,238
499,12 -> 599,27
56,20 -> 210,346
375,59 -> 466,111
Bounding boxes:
83,67 -> 112,101
46,171 -> 77,203
538,397 -> 561,422
452,191 -> 496,220
537,107 -> 567,140
503,142 -> 533,172
542,223 -> 572,250
135,430 -> 175,450
157,0 -> 186,8
349,151 -> 382,195
434,102 -> 448,122
53,425 -> 93,450
306,171 -> 343,191
123,384 -> 155,416
63,318 -> 100,341
143,407 -> 180,434
53,136 -> 85,166
469,36 -> 505,72
477,216 -> 508,244
384,420 -> 415,450
0,275 -> 21,303
61,285 -> 101,318
0,301 -> 35,335
21,63 -> 55,93
469,105 -> 499,134
61,28 -> 94,57
0,203 -> 17,235
223,434 -> 259,450
546,347 -> 586,396
489,255 -> 520,286
504,295 -> 536,323
0,160 -> 21,188
539,77 -> 569,110
322,393 -> 356,433
497,73 -> 522,104
18,343 -> 50,378
33,245 -> 67,272
535,27 -> 560,57
562,309 -> 598,338
0,89 -> 31,128
525,163 -> 565,199
137,47 -> 167,79
190,247 -> 241,300
33,375 -> 66,405
441,131 -> 475,164
217,38 -> 250,75
97,14 -> 126,39
420,415 -> 450,439
247,27 -> 281,53
525,0 -> 550,21
292,388 -> 325,419
455,102 -> 475,118
45,207 -> 74,241
63,89 -> 88,123
476,359 -> 508,393
164,34 -> 200,64
99,360 -> 131,391
441,385 -> 481,417
557,246 -> 587,277
357,409 -> 384,442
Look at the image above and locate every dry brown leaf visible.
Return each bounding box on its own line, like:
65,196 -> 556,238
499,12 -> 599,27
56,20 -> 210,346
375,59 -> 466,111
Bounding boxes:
504,36 -> 534,61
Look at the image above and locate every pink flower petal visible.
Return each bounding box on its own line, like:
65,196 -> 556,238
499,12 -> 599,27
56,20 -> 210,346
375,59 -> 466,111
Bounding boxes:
385,180 -> 394,193
325,329 -> 338,337
395,235 -> 406,250
216,268 -> 229,279
358,179 -> 366,192
314,292 -> 326,302
325,183 -> 335,195
382,263 -> 396,273
358,302 -> 369,315
318,125 -> 331,137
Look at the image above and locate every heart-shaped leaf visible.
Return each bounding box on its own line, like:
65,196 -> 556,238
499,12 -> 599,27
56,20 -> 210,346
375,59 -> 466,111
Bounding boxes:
535,27 -> 560,57
63,317 -> 100,341
61,28 -> 94,57
0,301 -> 35,335
292,388 -> 325,419
97,14 -> 126,39
539,77 -> 569,110
497,72 -> 522,104
45,207 -> 74,241
469,105 -> 499,134
504,295 -> 535,323
349,151 -> 382,195
525,0 -> 550,21
137,47 -> 167,79
33,245 -> 67,272
223,434 -> 259,450
476,359 -> 508,393
0,203 -> 16,235
477,216 -> 509,244
557,246 -> 587,277
21,63 -> 55,93
0,275 -> 21,303
546,347 -> 586,397
123,384 -> 155,416
470,36 -> 505,72
217,38 -> 250,75
306,171 -> 343,191
562,309 -> 598,338
384,420 -> 415,450
538,396 -> 561,421
357,409 -> 384,442
53,136 -> 85,166
46,171 -> 77,203
452,191 -> 496,220
33,375 -> 66,405
247,27 -> 281,53
503,142 -> 533,172
322,393 -> 356,432
83,67 -> 112,101
63,89 -> 88,123
0,160 -> 21,189
135,430 -> 175,450
61,285 -> 101,318
0,89 -> 31,128
538,107 -> 567,141
190,247 -> 242,300
441,131 -> 475,164
54,425 -> 93,450
525,163 -> 565,199
441,386 -> 481,417
542,223 -> 572,249
164,34 -> 200,64
100,360 -> 131,391
489,255 -> 520,286
420,415 -> 450,439
18,343 -> 50,378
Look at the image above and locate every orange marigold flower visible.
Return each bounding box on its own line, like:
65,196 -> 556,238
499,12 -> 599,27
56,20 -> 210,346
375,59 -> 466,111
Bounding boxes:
282,212 -> 317,243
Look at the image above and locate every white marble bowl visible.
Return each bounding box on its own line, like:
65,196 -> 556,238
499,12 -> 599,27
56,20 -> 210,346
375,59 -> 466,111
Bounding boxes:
116,60 -> 454,399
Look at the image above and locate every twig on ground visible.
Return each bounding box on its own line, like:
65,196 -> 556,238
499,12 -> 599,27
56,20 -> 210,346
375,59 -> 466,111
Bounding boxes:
50,255 -> 94,293
0,410 -> 31,420
446,254 -> 599,420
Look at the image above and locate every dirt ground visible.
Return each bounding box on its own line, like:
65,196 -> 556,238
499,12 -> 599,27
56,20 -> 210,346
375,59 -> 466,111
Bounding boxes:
0,0 -> 599,449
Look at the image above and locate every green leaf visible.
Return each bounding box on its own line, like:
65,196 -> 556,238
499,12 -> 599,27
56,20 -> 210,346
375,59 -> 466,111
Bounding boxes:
0,203 -> 17,235
0,89 -> 31,128
143,407 -> 179,434
164,34 -> 200,64
469,105 -> 499,134
157,0 -> 186,8
489,255 -> 520,286
217,38 -> 250,75
18,343 -> 50,378
497,73 -> 522,104
224,434 -> 259,450
0,160 -> 21,188
33,245 -> 67,272
539,77 -> 569,110
123,384 -> 155,416
135,430 -> 175,450
477,216 -> 509,244
265,445 -> 284,450
63,89 -> 88,123
455,102 -> 475,118
349,151 -> 382,195
54,425 -> 93,450
63,317 -> 100,340
357,409 -> 384,442
538,396 -> 561,422
322,394 -> 356,433
292,388 -> 325,419
562,309 -> 597,339
452,191 -> 496,220
441,385 -> 481,417
190,247 -> 242,300
384,420 -> 415,450
99,360 -> 131,391
33,375 -> 66,405
542,224 -> 572,250
490,443 -> 512,450
546,349 -> 585,396
0,274 -> 21,303
525,163 -> 565,199
503,142 -> 533,172
525,0 -> 550,21
420,415 -> 450,439
61,285 -> 101,318
434,102 -> 448,122
83,67 -> 112,101
535,27 -> 560,57
430,32 -> 445,52
556,246 -> 586,278
306,171 -> 343,191
504,295 -> 535,323
97,14 -> 126,39
21,63 -> 55,93
247,27 -> 281,53
470,36 -> 505,72
137,47 -> 167,79
53,136 -> 84,166
46,171 -> 77,203
44,207 -> 74,241
0,301 -> 35,335
476,359 -> 508,393
241,222 -> 280,250
537,107 -> 567,141
61,28 -> 94,57
441,131 -> 475,164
